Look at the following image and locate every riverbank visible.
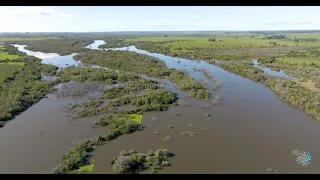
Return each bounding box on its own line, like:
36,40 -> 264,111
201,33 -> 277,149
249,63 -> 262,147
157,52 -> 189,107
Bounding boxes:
0,45 -> 58,128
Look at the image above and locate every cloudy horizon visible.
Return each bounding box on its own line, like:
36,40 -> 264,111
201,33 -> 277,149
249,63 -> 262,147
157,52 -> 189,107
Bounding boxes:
1,6 -> 320,32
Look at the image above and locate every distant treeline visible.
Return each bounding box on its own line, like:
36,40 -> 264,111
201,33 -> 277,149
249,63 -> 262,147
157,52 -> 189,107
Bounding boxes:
296,37 -> 317,42
2,38 -> 95,56
250,30 -> 320,34
262,34 -> 318,42
287,37 -> 318,43
263,34 -> 286,40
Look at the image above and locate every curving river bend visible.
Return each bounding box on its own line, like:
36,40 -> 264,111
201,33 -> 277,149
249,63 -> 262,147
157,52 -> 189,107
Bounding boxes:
0,40 -> 319,174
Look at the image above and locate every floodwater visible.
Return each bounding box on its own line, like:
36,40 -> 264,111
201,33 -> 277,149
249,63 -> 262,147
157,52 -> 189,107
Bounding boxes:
0,44 -> 107,173
252,59 -> 299,80
1,41 -> 320,174
0,92 -> 107,173
93,43 -> 320,174
93,95 -> 320,174
85,40 -> 105,50
13,44 -> 107,70
13,45 -> 80,68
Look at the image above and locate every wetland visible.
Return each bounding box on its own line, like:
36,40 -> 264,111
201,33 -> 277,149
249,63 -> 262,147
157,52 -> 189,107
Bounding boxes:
1,32 -> 320,174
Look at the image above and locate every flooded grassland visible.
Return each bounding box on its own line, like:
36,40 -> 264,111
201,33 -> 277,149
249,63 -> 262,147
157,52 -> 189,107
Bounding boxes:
1,40 -> 320,174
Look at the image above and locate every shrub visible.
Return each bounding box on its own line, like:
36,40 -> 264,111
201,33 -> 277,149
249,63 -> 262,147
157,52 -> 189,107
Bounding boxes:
110,149 -> 171,174
112,156 -> 136,174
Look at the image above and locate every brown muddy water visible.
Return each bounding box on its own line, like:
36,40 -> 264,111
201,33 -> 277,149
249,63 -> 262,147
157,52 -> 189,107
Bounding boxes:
1,41 -> 319,174
0,90 -> 107,173
92,88 -> 320,174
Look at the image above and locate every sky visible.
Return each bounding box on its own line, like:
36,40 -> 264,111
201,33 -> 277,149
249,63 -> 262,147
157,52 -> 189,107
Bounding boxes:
1,6 -> 320,32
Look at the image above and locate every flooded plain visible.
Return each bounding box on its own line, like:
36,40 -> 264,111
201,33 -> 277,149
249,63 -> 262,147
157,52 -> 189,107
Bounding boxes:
0,41 -> 319,174
96,42 -> 320,173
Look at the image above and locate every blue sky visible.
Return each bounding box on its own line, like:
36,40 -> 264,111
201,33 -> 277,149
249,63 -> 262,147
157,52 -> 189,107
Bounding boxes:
1,6 -> 320,32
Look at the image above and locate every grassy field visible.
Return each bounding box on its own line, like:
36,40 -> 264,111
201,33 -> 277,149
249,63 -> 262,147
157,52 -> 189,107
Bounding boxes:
276,57 -> 320,65
299,80 -> 320,93
129,114 -> 143,124
126,35 -> 313,61
125,33 -> 320,63
285,33 -> 320,39
76,160 -> 95,173
0,52 -> 20,60
0,37 -> 60,42
0,62 -> 24,82
127,35 -> 320,48
0,45 -> 4,50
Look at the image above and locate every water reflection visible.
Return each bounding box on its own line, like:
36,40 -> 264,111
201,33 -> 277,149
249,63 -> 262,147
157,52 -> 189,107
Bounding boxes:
13,44 -> 80,68
85,40 -> 106,50
13,45 -> 59,59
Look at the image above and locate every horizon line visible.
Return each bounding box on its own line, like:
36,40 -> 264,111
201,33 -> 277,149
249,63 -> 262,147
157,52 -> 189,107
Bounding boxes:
1,29 -> 320,33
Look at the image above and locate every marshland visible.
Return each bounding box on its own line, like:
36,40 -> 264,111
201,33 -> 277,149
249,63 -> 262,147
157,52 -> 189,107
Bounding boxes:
1,30 -> 320,174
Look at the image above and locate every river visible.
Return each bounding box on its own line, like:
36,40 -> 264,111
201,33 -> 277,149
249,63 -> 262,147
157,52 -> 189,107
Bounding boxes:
0,40 -> 319,174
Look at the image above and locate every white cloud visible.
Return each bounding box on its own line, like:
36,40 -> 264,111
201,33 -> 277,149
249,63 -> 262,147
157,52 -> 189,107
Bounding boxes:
107,12 -> 112,15
0,7 -> 74,18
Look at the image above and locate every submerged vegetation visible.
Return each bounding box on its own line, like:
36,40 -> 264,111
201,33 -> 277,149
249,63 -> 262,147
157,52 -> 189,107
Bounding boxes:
78,89 -> 177,118
74,49 -> 210,99
52,52 -> 180,173
57,66 -> 140,84
57,82 -> 102,97
103,79 -> 160,99
51,56 -> 182,173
